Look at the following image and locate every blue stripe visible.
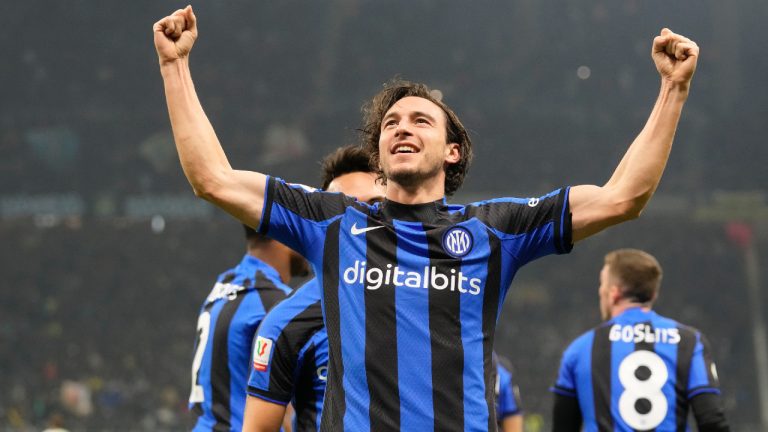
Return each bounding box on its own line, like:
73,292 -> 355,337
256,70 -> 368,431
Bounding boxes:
549,386 -> 577,398
227,293 -> 267,426
460,224 -> 491,431
337,213 -> 370,432
392,220 -> 434,431
571,332 -> 596,427
689,387 -> 720,398
689,335 -> 711,389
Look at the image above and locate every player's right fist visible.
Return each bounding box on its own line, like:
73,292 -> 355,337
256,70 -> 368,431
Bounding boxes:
153,5 -> 198,64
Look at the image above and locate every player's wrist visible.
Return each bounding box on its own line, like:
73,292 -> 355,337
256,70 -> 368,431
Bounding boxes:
659,78 -> 690,100
159,57 -> 191,79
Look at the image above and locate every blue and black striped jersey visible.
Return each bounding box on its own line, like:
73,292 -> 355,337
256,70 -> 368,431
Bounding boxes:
259,176 -> 572,432
247,278 -> 327,432
551,307 -> 721,432
494,355 -> 522,422
189,254 -> 292,432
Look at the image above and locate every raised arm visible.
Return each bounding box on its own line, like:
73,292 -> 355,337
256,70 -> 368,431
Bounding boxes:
154,6 -> 266,228
569,29 -> 699,242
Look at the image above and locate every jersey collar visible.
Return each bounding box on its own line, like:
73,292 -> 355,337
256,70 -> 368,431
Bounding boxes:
381,197 -> 449,222
238,254 -> 282,282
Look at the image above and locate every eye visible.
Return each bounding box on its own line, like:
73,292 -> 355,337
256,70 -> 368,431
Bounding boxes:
383,119 -> 397,128
415,117 -> 430,125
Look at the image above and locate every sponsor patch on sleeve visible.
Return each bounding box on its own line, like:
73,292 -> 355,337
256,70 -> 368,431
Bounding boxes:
252,336 -> 274,372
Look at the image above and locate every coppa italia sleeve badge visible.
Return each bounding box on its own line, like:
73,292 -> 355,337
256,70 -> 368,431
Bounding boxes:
252,336 -> 274,371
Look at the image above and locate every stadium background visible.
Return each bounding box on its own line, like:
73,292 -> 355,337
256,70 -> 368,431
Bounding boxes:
1,0 -> 766,430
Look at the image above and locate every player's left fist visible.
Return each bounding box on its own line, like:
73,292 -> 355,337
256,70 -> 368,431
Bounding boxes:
651,28 -> 699,86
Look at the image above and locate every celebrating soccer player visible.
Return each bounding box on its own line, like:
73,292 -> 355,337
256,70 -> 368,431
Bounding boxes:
550,249 -> 729,431
154,6 -> 699,430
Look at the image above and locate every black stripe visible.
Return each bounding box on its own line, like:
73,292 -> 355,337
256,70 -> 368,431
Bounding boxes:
364,218 -> 401,431
320,220 -> 344,431
554,187 -> 572,254
259,176 -> 276,235
294,342 -> 320,432
675,326 -> 696,432
210,294 -> 247,430
221,271 -> 237,284
426,226 -> 464,432
591,324 -> 613,432
268,301 -> 324,398
253,270 -> 289,312
483,231 -> 502,432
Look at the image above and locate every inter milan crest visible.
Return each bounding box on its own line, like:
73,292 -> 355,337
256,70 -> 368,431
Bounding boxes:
442,226 -> 473,258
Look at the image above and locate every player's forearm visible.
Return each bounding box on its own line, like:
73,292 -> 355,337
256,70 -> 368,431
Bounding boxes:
243,395 -> 288,432
160,59 -> 233,200
604,80 -> 689,216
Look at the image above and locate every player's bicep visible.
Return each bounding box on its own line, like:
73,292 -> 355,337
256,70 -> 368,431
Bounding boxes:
203,169 -> 267,229
569,184 -> 633,242
242,395 -> 287,432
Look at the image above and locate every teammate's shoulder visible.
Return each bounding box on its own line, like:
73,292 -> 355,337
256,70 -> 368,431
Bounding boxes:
259,279 -> 323,335
562,326 -> 598,356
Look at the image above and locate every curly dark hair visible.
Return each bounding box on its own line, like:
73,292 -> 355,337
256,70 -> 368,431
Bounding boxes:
360,79 -> 473,196
319,145 -> 374,190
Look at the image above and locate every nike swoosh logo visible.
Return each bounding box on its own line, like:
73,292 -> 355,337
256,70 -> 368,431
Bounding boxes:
351,223 -> 385,235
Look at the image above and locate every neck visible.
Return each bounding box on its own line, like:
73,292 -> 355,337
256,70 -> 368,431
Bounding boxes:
385,175 -> 446,204
611,301 -> 651,318
247,246 -> 290,284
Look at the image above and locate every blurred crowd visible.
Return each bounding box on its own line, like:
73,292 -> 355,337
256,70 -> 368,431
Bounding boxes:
2,0 -> 765,202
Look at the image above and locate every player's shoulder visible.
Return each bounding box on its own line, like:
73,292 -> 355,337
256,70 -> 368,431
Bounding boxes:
259,279 -> 323,339
562,324 -> 600,358
459,187 -> 569,231
651,311 -> 704,337
270,176 -> 371,214
465,187 -> 567,210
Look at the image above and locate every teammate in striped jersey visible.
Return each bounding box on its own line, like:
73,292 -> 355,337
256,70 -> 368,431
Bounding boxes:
242,146 -> 385,432
188,225 -> 307,432
493,353 -> 523,432
155,8 -> 699,430
551,249 -> 729,432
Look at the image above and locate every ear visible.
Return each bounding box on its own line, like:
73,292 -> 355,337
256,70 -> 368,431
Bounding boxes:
609,284 -> 623,305
444,143 -> 461,164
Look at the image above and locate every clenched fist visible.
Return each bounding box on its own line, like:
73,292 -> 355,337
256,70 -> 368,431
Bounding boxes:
153,5 -> 198,65
652,28 -> 699,86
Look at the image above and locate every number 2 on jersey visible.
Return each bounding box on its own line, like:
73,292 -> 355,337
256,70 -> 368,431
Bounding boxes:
189,311 -> 211,403
617,350 -> 668,430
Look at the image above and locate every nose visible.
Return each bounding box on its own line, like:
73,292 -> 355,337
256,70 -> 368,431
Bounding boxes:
394,121 -> 412,137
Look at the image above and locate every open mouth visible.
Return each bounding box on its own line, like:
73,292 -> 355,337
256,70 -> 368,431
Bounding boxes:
391,143 -> 419,154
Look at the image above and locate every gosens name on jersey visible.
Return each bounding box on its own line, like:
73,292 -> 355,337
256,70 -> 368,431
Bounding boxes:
259,177 -> 572,432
